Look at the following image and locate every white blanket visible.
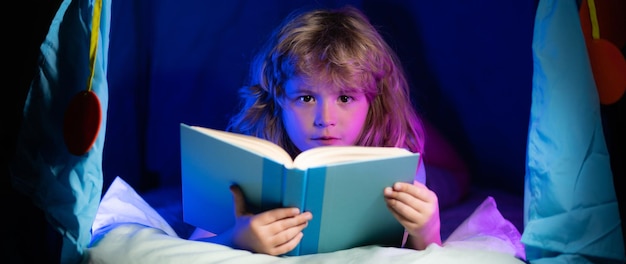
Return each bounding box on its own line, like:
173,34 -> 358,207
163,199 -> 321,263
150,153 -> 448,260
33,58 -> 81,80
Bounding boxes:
86,177 -> 525,263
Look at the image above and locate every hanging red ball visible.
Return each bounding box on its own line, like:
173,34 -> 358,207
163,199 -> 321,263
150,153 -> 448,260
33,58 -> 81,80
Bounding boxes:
63,90 -> 102,156
587,38 -> 626,105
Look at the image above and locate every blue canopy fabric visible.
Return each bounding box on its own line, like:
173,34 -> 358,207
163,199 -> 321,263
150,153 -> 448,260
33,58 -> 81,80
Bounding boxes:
9,0 -> 625,262
523,0 -> 625,262
10,0 -> 111,263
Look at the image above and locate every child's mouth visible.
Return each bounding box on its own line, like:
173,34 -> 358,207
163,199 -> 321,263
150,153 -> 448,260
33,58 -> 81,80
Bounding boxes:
313,137 -> 340,145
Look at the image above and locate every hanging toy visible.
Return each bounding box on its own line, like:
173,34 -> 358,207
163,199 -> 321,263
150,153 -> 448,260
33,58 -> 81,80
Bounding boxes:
63,0 -> 103,156
580,0 -> 626,105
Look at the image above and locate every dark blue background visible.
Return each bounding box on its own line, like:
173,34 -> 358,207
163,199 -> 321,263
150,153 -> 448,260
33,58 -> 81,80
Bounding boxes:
103,0 -> 536,195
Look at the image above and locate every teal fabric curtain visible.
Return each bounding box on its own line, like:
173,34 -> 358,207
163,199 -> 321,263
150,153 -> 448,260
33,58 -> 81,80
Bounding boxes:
523,0 -> 624,262
10,0 -> 111,263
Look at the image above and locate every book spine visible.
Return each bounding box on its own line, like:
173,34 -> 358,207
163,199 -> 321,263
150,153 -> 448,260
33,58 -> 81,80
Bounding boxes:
298,167 -> 326,255
260,159 -> 283,212
282,168 -> 307,256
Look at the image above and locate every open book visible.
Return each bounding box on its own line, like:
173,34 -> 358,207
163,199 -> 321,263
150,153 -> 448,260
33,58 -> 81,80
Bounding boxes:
180,123 -> 422,256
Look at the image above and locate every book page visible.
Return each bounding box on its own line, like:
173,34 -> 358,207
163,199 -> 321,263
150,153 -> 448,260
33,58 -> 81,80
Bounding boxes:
191,126 -> 294,165
292,146 -> 414,170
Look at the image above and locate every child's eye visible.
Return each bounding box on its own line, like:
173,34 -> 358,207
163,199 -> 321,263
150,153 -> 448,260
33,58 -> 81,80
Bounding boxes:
298,95 -> 314,102
339,95 -> 353,103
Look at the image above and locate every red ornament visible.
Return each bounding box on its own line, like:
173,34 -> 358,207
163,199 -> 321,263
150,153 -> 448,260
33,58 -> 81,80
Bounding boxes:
587,38 -> 626,105
63,90 -> 102,156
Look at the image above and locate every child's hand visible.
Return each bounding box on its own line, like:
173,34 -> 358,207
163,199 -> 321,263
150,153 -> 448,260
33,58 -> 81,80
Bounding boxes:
383,181 -> 442,250
230,185 -> 312,255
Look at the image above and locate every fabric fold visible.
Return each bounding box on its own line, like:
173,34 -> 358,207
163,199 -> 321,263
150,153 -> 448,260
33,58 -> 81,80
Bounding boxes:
10,0 -> 111,263
523,0 -> 625,262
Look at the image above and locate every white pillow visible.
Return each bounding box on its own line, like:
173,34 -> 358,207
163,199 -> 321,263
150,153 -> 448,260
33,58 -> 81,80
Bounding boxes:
91,176 -> 178,244
444,196 -> 525,260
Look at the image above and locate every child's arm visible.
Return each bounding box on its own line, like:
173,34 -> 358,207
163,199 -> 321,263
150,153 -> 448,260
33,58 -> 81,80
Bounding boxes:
422,119 -> 470,209
188,227 -> 216,240
383,181 -> 442,250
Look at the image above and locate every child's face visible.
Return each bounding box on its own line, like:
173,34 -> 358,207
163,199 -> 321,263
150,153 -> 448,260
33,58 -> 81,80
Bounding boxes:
281,76 -> 370,152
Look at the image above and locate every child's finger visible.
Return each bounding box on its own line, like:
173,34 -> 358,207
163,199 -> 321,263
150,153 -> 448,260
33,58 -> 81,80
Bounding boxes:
384,183 -> 437,223
230,184 -> 249,217
255,208 -> 306,225
393,181 -> 436,203
272,231 -> 304,255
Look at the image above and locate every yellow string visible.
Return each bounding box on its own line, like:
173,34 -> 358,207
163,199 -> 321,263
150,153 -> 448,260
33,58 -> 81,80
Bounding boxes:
87,0 -> 102,92
587,0 -> 600,39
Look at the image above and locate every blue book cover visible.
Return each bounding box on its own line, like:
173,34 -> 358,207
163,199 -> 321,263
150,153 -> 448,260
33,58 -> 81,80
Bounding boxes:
180,123 -> 421,255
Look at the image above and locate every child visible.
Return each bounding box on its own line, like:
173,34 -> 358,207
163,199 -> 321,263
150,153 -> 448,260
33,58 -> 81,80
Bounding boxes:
189,5 -> 442,255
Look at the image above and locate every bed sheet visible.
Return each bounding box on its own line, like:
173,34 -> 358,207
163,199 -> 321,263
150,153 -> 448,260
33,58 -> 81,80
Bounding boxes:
87,177 -> 525,263
88,224 -> 524,264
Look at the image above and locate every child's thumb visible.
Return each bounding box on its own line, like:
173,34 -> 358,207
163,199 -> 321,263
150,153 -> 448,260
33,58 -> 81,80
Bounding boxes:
230,184 -> 249,217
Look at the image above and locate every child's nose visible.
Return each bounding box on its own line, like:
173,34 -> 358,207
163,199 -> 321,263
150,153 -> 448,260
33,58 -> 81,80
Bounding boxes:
314,101 -> 337,127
